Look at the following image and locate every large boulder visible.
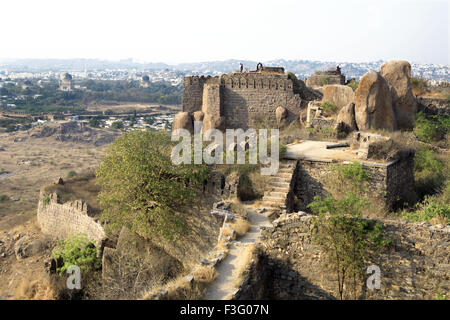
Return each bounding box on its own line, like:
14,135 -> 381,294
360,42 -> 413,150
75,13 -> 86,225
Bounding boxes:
322,84 -> 355,109
335,102 -> 357,134
275,106 -> 288,127
380,60 -> 417,129
172,112 -> 193,134
355,71 -> 397,131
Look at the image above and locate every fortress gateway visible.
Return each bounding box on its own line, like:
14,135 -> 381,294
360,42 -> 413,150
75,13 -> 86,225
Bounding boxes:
181,66 -> 303,131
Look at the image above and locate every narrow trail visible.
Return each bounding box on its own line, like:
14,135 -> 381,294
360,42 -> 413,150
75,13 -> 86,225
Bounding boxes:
204,209 -> 271,300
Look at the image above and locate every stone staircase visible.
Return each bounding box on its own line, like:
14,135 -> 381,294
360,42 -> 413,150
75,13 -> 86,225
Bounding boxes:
260,160 -> 297,217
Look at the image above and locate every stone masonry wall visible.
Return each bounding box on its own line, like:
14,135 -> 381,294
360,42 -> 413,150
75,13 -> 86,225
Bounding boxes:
219,73 -> 302,129
182,76 -> 209,113
294,156 -> 414,212
238,212 -> 449,300
182,72 -> 302,130
37,192 -> 105,246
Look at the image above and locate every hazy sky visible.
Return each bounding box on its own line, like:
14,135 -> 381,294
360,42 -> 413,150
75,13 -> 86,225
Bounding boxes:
1,0 -> 448,64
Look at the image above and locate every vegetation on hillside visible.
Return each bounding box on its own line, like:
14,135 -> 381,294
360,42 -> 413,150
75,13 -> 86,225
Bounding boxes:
308,162 -> 390,299
0,80 -> 181,114
52,234 -> 101,275
95,130 -> 209,241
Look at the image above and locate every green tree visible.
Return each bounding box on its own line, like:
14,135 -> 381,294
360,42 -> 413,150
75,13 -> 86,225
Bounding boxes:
95,130 -> 209,240
52,234 -> 101,275
308,162 -> 389,299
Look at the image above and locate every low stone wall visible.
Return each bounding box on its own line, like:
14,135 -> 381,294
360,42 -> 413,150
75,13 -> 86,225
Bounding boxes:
238,212 -> 449,300
37,192 -> 105,246
294,154 -> 414,212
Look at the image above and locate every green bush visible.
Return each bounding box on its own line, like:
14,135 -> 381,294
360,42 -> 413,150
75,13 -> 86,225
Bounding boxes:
96,130 -> 209,240
414,147 -> 445,198
67,170 -> 77,178
319,77 -> 330,86
414,112 -> 442,143
110,121 -> 124,130
308,193 -> 390,299
401,193 -> 450,224
0,194 -> 9,202
52,234 -> 101,275
320,102 -> 337,116
42,196 -> 50,205
347,79 -> 359,91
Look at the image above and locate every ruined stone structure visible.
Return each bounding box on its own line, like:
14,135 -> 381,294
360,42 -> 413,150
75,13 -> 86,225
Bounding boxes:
59,73 -> 73,91
306,68 -> 345,87
181,67 -> 302,130
37,191 -> 105,246
293,153 -> 415,212
235,212 -> 449,300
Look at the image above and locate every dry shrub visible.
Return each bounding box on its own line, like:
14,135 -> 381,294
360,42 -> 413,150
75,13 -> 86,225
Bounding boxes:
14,273 -> 75,300
15,277 -> 57,300
220,225 -> 236,240
141,275 -> 208,300
280,120 -> 310,145
232,244 -> 256,288
229,200 -> 248,218
193,265 -> 217,283
229,218 -> 251,237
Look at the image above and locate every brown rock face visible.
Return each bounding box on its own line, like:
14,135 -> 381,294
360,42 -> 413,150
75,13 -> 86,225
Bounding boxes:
335,102 -> 357,134
355,71 -> 397,131
192,110 -> 204,122
276,106 -> 288,127
322,84 -> 355,109
172,112 -> 193,133
380,60 -> 417,129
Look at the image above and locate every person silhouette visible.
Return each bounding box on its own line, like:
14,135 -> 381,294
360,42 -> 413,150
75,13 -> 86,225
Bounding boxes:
240,63 -> 243,72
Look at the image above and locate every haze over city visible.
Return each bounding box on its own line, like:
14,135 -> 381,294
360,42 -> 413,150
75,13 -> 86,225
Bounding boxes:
1,0 -> 448,65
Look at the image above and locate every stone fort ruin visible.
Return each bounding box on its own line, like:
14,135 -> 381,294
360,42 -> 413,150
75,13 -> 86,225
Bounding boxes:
177,65 -> 303,131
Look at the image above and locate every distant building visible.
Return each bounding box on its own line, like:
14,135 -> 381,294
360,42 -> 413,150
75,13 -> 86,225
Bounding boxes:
21,80 -> 32,90
140,75 -> 150,88
306,68 -> 346,87
59,73 -> 74,91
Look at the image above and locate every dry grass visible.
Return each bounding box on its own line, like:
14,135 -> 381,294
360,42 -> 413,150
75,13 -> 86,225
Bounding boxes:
193,265 -> 217,283
228,217 -> 251,237
220,225 -> 236,240
15,277 -> 57,300
232,244 -> 256,288
229,200 -> 248,218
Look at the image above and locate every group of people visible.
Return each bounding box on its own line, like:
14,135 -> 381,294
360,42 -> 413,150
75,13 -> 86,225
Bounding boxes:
239,62 -> 263,72
238,62 -> 341,73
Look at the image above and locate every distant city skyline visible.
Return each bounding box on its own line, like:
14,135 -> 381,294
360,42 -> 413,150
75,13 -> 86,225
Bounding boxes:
1,0 -> 448,65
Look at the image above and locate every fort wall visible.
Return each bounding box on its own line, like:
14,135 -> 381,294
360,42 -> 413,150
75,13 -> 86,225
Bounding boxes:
293,152 -> 414,212
182,71 -> 302,130
37,192 -> 105,246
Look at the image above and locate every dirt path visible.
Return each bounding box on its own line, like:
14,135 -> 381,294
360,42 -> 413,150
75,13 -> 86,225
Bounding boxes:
204,209 -> 270,300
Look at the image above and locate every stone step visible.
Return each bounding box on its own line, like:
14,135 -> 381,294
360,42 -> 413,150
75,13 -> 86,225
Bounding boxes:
269,181 -> 290,187
276,172 -> 293,178
268,185 -> 290,191
262,195 -> 285,202
261,201 -> 283,209
264,191 -> 288,197
270,177 -> 291,183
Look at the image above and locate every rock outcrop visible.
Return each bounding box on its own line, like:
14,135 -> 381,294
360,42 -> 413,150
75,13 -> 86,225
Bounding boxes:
275,106 -> 288,127
380,60 -> 418,129
322,84 -> 355,109
355,71 -> 397,131
172,112 -> 193,134
335,102 -> 357,134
